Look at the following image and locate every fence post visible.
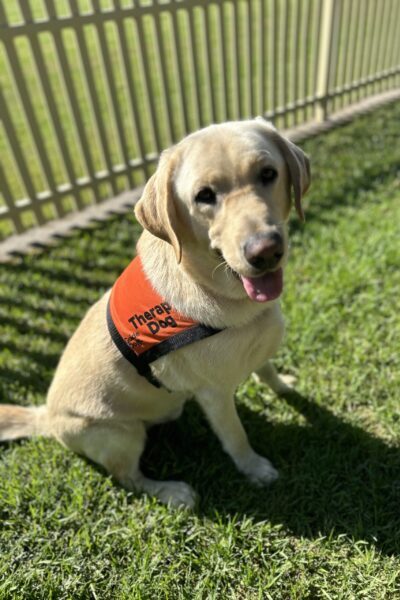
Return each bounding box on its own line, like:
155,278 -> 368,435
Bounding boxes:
315,0 -> 341,122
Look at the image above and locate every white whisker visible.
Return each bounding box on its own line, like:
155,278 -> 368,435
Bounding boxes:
211,260 -> 228,280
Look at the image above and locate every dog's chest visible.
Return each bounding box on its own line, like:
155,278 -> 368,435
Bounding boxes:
155,304 -> 284,392
209,307 -> 284,377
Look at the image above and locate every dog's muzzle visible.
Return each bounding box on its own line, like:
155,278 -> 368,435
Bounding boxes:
243,232 -> 284,272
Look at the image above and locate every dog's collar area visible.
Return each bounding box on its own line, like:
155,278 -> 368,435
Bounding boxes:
107,256 -> 222,390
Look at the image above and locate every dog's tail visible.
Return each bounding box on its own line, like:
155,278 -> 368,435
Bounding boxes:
0,404 -> 49,441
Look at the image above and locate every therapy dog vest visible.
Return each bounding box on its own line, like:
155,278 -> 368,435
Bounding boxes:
107,257 -> 221,388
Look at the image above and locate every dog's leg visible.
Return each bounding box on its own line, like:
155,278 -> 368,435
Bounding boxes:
255,361 -> 296,395
196,390 -> 278,485
57,417 -> 197,508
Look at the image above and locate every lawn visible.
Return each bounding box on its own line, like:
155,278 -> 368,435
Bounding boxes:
0,102 -> 400,598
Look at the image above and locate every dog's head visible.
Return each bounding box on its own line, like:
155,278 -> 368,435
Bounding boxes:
135,120 -> 310,302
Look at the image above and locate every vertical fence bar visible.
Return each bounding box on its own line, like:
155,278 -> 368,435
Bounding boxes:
298,0 -> 307,123
370,0 -> 385,96
311,0 -> 323,117
92,0 -> 135,188
358,0 -> 371,100
0,162 -> 24,234
291,0 -> 300,125
42,0 -> 102,202
245,0 -> 253,118
226,1 -> 240,120
203,2 -> 217,122
341,0 -> 356,108
169,1 -> 192,135
301,0 -> 311,122
388,0 -> 400,89
281,0 -> 289,127
66,0 -> 119,196
152,8 -> 178,143
328,0 -> 342,112
144,6 -> 174,146
335,0 -> 349,110
394,0 -> 400,86
315,0 -> 338,122
377,0 -> 393,93
255,0 -> 264,116
232,0 -> 243,118
133,8 -> 163,152
189,5 -> 213,125
112,1 -> 151,179
18,0 -> 85,210
384,0 -> 393,90
186,4 -> 203,128
216,0 -> 228,121
373,0 -> 387,93
348,0 -> 361,105
352,0 -> 366,103
0,86 -> 46,225
0,2 -> 64,218
337,0 -> 353,108
269,0 -> 277,119
365,0 -> 379,97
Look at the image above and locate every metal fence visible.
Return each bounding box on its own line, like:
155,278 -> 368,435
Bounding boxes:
1,0 -> 399,238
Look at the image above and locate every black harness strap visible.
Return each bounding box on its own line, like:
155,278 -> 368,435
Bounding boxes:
140,323 -> 221,364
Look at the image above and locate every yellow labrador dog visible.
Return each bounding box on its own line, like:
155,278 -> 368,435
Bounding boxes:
0,119 -> 310,508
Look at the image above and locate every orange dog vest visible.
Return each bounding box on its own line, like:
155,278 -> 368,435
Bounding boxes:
107,257 -> 221,388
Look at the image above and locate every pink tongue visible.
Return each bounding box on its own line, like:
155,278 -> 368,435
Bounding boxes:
241,268 -> 283,302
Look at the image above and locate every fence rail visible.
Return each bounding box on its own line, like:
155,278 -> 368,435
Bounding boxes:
1,0 -> 400,239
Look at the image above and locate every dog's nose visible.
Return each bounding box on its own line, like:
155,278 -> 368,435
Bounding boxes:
243,232 -> 284,271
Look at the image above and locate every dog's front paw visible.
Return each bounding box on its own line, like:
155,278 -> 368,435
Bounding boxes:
238,452 -> 279,486
155,480 -> 198,509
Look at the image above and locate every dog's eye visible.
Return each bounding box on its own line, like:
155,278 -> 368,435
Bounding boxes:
195,187 -> 216,205
259,167 -> 278,185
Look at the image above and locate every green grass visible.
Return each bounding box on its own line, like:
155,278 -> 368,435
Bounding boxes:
1,102 -> 400,598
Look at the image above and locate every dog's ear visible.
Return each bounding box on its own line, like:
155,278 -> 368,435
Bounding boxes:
273,133 -> 311,222
134,149 -> 182,262
257,119 -> 311,221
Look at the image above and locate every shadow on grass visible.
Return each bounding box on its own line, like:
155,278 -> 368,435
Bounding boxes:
142,395 -> 400,556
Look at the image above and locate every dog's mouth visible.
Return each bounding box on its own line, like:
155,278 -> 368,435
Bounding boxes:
213,248 -> 283,302
239,269 -> 283,302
